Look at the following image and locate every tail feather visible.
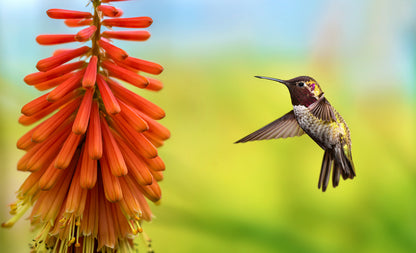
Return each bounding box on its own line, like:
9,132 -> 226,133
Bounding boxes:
319,147 -> 355,192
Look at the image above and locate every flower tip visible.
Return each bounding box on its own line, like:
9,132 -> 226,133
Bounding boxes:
1,222 -> 13,228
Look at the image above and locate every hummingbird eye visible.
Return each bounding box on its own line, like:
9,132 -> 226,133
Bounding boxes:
297,82 -> 305,87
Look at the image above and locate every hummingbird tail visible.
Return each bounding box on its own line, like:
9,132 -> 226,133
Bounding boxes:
318,147 -> 355,192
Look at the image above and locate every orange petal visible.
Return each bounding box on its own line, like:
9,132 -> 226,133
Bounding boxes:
73,88 -> 94,134
38,159 -> 65,190
101,30 -> 150,41
65,156 -> 88,214
97,5 -> 123,17
110,116 -> 158,159
138,181 -> 161,203
123,57 -> 163,75
80,145 -> 97,189
36,34 -> 76,45
117,100 -> 148,132
75,25 -> 97,42
115,135 -> 153,185
98,39 -> 128,61
47,69 -> 84,102
21,93 -> 50,116
101,116 -> 127,177
106,78 -> 165,119
96,74 -> 120,114
47,9 -> 93,19
145,77 -> 163,91
143,155 -> 165,172
99,155 -> 123,202
102,17 -> 152,28
82,56 -> 98,88
101,60 -> 148,88
86,102 -> 103,160
34,72 -> 74,91
16,125 -> 41,150
36,46 -> 90,72
24,61 -> 85,85
64,18 -> 93,27
19,90 -> 81,126
54,131 -> 83,169
31,98 -> 80,142
24,121 -> 72,172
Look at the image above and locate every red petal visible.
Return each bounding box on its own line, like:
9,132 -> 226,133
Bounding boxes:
86,102 -> 103,160
47,9 -> 93,19
24,61 -> 85,85
101,60 -> 148,88
34,72 -> 74,91
75,25 -> 97,42
101,30 -> 150,41
36,46 -> 90,72
102,17 -> 152,28
64,18 -> 93,27
82,56 -> 98,88
106,78 -> 165,119
73,87 -> 94,134
96,74 -> 121,114
98,39 -> 128,61
36,34 -> 76,45
97,5 -> 123,17
47,70 -> 85,102
123,57 -> 163,75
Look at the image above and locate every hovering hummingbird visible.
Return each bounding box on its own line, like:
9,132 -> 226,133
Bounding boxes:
235,76 -> 355,192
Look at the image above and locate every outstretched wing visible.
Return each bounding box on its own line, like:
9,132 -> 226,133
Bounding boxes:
235,110 -> 304,143
308,95 -> 336,122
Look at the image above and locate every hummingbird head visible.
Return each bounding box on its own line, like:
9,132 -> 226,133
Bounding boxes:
255,75 -> 323,106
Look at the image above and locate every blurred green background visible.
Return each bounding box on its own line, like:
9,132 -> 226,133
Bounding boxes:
1,0 -> 416,252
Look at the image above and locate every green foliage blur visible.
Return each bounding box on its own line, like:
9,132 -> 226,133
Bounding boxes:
1,1 -> 415,253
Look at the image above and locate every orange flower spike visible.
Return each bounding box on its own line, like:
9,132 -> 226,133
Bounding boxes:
55,131 -> 83,169
34,72 -> 74,91
100,116 -> 128,177
107,78 -> 165,119
97,5 -> 123,17
86,102 -> 103,160
101,60 -> 149,89
36,34 -> 77,45
47,70 -> 84,102
118,100 -> 148,132
36,46 -> 90,72
98,39 -> 128,61
80,146 -> 97,189
99,155 -> 123,202
123,57 -> 163,75
82,56 -> 98,88
24,61 -> 85,85
21,93 -> 50,116
73,88 -> 94,134
47,9 -> 93,19
31,98 -> 80,142
64,18 -> 93,27
101,30 -> 150,41
96,74 -> 121,114
102,17 -> 153,28
75,25 -> 97,42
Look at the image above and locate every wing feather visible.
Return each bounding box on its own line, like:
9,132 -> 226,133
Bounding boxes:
235,110 -> 304,143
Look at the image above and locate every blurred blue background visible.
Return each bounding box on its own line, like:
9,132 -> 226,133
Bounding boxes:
1,0 -> 415,252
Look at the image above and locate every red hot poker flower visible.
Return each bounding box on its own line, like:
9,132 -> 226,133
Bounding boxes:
3,1 -> 168,253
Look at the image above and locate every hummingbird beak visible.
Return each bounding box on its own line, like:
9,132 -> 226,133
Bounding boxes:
254,76 -> 289,85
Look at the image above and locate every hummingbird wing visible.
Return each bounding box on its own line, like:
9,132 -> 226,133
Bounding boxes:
235,110 -> 304,143
308,95 -> 337,122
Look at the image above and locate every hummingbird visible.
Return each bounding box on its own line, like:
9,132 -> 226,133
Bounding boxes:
235,76 -> 355,192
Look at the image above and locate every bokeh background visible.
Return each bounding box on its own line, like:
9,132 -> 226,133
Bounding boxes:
1,0 -> 415,252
